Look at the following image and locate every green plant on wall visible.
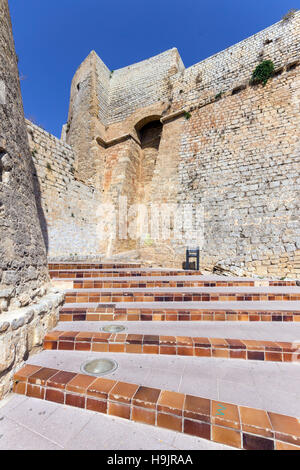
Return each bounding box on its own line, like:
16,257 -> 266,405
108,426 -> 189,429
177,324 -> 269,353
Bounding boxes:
143,233 -> 154,247
282,8 -> 298,22
184,111 -> 191,120
215,91 -> 223,101
251,60 -> 275,86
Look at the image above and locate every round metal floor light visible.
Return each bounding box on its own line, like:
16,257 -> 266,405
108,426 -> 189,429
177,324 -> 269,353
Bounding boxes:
80,358 -> 118,377
101,325 -> 126,333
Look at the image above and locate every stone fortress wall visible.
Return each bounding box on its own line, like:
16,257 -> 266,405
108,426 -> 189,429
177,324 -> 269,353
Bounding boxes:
108,48 -> 185,124
176,65 -> 300,277
0,0 -> 64,399
27,120 -> 103,259
30,10 -> 300,278
0,0 -> 48,311
170,13 -> 300,277
171,12 -> 300,111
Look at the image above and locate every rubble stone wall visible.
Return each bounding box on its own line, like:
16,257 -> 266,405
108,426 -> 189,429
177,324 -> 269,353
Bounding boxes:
0,0 -> 65,399
0,0 -> 49,312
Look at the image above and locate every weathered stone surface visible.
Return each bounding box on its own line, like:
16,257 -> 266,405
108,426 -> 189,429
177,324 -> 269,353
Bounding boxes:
27,120 -> 104,259
0,321 -> 9,333
0,288 -> 14,299
0,290 -> 64,399
11,317 -> 25,330
0,334 -> 15,373
27,320 -> 44,350
0,0 -> 65,400
0,0 -> 49,311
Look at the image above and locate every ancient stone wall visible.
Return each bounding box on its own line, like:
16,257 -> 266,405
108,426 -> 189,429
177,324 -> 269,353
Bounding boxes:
65,51 -> 110,185
65,49 -> 184,185
120,13 -> 300,277
164,13 -> 300,278
170,13 -> 300,114
0,0 -> 64,399
0,0 -> 49,312
0,289 -> 64,398
27,120 -> 105,259
177,65 -> 300,278
108,48 -> 185,124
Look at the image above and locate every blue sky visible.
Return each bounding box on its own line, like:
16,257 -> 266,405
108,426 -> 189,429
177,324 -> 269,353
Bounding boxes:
9,0 -> 299,137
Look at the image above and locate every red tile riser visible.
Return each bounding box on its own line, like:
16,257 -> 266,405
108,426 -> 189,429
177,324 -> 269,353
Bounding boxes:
49,270 -> 298,288
50,270 -> 202,278
13,366 -> 300,451
59,307 -> 300,323
48,264 -> 142,270
64,291 -> 300,304
43,332 -> 300,364
71,280 -> 260,289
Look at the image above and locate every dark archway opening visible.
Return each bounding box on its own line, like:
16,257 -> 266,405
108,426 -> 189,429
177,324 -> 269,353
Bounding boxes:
137,120 -> 163,191
138,120 -> 163,150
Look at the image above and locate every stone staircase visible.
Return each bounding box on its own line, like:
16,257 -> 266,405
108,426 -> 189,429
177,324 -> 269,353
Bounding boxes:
11,262 -> 300,450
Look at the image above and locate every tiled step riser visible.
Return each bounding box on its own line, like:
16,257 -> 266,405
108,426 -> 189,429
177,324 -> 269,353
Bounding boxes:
65,292 -> 300,303
49,271 -> 300,287
44,332 -> 300,363
13,365 -> 300,451
70,281 -> 258,289
270,281 -> 299,286
48,264 -> 142,270
59,308 -> 300,322
50,271 -> 202,279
